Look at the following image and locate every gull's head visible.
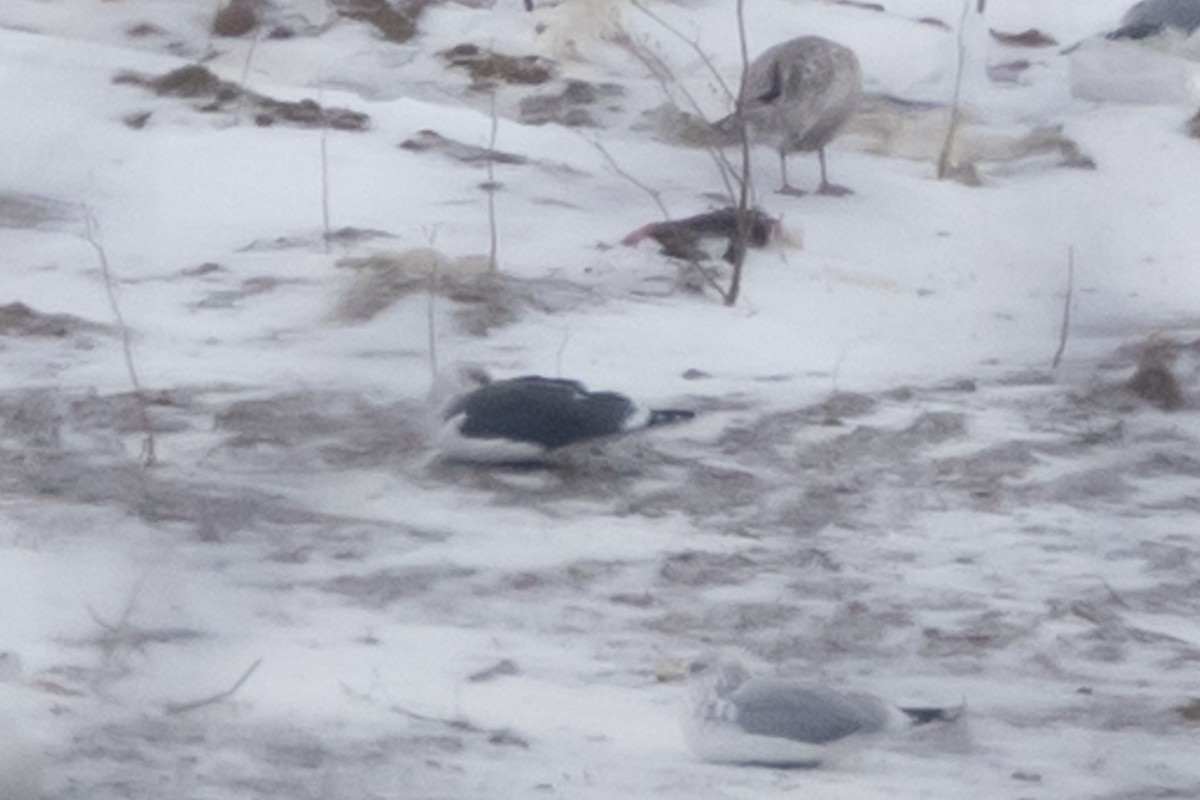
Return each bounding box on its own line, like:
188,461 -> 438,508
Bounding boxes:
427,362 -> 492,417
687,654 -> 753,700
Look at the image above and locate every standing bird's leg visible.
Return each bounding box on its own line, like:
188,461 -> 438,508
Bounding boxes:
776,150 -> 807,196
816,148 -> 853,196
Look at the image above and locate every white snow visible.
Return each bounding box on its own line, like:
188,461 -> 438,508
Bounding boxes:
2,1 -> 1200,798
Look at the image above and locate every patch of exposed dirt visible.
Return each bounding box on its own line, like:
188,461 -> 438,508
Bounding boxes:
189,276 -> 299,310
332,249 -> 597,334
51,715 -> 514,800
0,303 -> 107,339
212,392 -> 426,469
518,79 -> 624,127
439,43 -> 554,87
0,192 -> 76,230
319,565 -> 477,607
114,65 -> 370,130
400,129 -> 529,165
332,0 -> 426,43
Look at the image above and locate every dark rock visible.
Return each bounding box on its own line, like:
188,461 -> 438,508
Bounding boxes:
214,0 -> 259,37
122,110 -> 152,129
143,64 -> 223,98
989,28 -> 1058,47
126,22 -> 167,38
181,262 -> 225,277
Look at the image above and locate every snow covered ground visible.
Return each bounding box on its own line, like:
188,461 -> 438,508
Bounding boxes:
2,1 -> 1200,798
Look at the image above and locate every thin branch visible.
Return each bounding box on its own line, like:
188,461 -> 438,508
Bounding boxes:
628,0 -> 736,105
1052,245 -> 1074,369
82,207 -> 157,466
485,89 -> 500,273
686,259 -> 733,302
937,0 -> 974,180
612,27 -> 740,202
320,122 -> 332,252
236,22 -> 262,90
427,249 -> 440,384
585,136 -> 670,220
423,224 -> 441,384
555,326 -> 570,377
725,0 -> 753,307
165,657 -> 264,714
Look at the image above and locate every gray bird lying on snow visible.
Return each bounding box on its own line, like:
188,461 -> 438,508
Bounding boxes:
683,656 -> 963,767
1107,0 -> 1200,40
718,36 -> 863,197
435,369 -> 695,464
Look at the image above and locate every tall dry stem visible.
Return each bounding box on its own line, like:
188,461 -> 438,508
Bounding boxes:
937,0 -> 975,180
1052,245 -> 1075,369
724,0 -> 753,307
485,90 -> 500,272
82,207 -> 157,466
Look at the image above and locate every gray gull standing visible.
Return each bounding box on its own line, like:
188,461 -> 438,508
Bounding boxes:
435,371 -> 695,464
682,656 -> 963,767
720,36 -> 863,196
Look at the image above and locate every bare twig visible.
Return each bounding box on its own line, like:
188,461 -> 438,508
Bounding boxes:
485,89 -> 500,273
427,253 -> 440,382
82,207 -> 157,466
1100,579 -> 1129,608
236,22 -> 262,90
165,657 -> 263,714
585,136 -> 670,220
555,326 -> 570,377
725,0 -> 753,307
628,0 -> 736,104
687,260 -> 734,300
937,0 -> 975,180
612,27 -> 740,201
1052,245 -> 1075,369
320,120 -> 332,252
423,224 -> 441,383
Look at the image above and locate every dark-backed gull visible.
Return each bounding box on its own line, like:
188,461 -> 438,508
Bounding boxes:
437,372 -> 695,464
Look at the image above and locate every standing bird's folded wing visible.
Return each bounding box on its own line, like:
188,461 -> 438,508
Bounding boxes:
728,37 -> 863,197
